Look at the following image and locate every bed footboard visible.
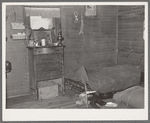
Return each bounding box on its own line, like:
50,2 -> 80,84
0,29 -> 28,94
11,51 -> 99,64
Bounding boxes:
64,78 -> 92,93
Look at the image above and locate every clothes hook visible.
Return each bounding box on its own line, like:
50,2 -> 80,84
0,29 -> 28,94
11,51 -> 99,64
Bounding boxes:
74,11 -> 78,23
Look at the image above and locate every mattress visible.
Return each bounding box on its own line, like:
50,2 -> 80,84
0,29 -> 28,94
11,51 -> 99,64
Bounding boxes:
65,64 -> 141,93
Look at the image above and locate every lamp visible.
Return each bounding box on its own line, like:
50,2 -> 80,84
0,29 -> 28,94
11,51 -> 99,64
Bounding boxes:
57,23 -> 64,46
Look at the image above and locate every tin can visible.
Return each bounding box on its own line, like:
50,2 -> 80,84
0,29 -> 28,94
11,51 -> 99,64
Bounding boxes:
41,39 -> 46,46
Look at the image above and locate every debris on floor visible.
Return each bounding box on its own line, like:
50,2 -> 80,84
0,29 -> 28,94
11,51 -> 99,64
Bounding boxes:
105,102 -> 118,107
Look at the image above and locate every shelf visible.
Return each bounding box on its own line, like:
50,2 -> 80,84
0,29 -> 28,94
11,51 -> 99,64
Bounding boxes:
32,27 -> 53,31
27,45 -> 65,49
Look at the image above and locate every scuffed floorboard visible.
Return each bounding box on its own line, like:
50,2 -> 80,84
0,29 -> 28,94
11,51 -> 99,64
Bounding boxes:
7,95 -> 86,109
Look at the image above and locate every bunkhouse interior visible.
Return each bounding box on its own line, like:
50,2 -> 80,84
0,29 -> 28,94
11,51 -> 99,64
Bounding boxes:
5,4 -> 145,109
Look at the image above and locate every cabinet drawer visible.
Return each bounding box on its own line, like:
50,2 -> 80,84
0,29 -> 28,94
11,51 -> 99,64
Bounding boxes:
35,54 -> 63,64
38,78 -> 63,87
36,70 -> 62,81
36,62 -> 62,71
34,47 -> 62,55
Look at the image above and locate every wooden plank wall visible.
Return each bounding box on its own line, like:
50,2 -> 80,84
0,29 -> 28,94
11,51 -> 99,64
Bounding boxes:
61,5 -> 118,71
117,6 -> 144,71
6,5 -> 118,97
6,5 -> 29,97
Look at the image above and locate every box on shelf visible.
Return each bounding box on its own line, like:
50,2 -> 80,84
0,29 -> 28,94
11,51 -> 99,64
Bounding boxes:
11,22 -> 25,29
11,33 -> 26,40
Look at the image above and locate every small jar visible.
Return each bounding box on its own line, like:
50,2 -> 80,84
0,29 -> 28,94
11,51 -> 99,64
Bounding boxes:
41,39 -> 46,46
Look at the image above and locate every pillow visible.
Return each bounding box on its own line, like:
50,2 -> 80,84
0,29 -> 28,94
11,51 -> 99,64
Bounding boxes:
113,86 -> 144,108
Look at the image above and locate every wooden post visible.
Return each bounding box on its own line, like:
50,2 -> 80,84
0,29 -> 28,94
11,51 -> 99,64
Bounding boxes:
84,83 -> 88,108
116,6 -> 118,65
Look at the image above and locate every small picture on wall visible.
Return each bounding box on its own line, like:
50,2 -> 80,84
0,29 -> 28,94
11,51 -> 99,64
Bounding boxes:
85,5 -> 96,16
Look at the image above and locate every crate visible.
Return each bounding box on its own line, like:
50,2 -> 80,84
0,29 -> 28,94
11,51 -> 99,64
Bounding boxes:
38,80 -> 59,100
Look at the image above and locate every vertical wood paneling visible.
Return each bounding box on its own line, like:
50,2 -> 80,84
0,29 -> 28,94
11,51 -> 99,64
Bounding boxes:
117,5 -> 144,70
116,6 -> 118,64
6,5 -> 29,97
61,5 -> 117,71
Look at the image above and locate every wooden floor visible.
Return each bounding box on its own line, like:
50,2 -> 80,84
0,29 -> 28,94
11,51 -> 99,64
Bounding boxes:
7,95 -> 87,109
6,88 -> 88,109
6,88 -> 129,109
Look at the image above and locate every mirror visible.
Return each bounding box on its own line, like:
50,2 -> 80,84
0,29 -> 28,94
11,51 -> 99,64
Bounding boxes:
24,6 -> 62,47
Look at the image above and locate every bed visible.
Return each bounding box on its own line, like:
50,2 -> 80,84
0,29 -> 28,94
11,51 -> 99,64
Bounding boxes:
64,64 -> 144,108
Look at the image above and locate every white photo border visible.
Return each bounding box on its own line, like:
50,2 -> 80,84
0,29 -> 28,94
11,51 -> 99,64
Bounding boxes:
2,2 -> 148,121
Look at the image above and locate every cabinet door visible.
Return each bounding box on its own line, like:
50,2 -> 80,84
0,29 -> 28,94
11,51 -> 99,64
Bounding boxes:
34,47 -> 63,81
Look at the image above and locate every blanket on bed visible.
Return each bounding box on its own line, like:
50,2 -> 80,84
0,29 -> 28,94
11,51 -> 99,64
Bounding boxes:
65,65 -> 141,93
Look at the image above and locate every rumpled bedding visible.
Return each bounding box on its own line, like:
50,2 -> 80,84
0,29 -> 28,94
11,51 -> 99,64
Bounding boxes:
113,85 -> 144,108
65,64 -> 141,93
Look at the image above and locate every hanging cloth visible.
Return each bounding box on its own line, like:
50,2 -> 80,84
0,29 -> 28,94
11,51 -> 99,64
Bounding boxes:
79,12 -> 84,35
